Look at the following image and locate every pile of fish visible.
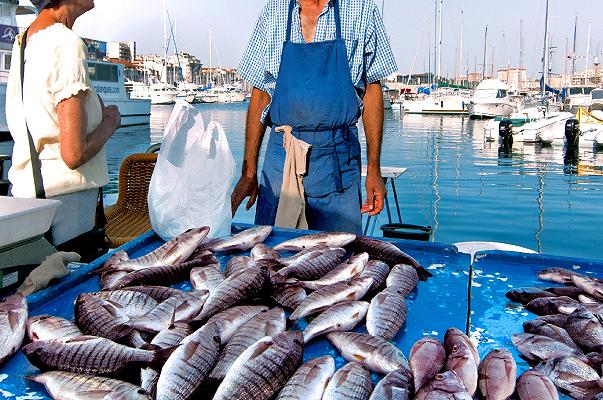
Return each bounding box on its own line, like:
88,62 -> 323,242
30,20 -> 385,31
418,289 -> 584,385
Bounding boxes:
506,267 -> 603,400
1,226 -> 449,400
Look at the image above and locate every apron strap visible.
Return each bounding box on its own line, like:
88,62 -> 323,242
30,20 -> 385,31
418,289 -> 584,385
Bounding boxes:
333,0 -> 342,40
285,0 -> 295,42
285,0 -> 342,42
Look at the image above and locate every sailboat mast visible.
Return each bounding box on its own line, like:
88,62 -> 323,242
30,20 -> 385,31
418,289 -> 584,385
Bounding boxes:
585,23 -> 591,85
482,26 -> 488,81
163,0 -> 168,86
209,25 -> 213,86
572,15 -> 577,78
436,0 -> 442,84
459,7 -> 463,85
541,0 -> 550,99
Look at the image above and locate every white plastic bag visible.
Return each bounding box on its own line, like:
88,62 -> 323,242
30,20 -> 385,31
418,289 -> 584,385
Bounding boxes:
148,101 -> 236,241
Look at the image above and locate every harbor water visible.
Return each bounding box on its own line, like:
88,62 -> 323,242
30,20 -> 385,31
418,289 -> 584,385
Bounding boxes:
2,102 -> 602,260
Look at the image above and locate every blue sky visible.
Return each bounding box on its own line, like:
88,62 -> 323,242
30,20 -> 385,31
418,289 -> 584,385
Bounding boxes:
49,0 -> 603,79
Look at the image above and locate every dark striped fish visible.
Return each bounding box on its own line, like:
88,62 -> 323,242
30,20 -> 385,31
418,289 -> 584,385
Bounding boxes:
223,256 -> 256,278
415,371 -> 472,400
302,301 -> 369,343
572,275 -> 603,302
516,370 -> 559,400
190,263 -> 224,293
276,356 -> 335,400
272,285 -> 307,310
74,294 -> 133,343
565,307 -> 603,352
194,266 -> 270,322
273,232 -> 357,252
533,314 -> 570,329
386,264 -> 419,296
322,362 -> 373,400
28,371 -> 150,400
251,243 -> 281,261
409,337 -> 446,391
369,367 -> 414,400
210,226 -> 273,253
523,319 -> 580,351
366,288 -> 407,340
200,305 -> 269,345
140,367 -> 159,400
150,322 -> 192,349
90,290 -> 158,318
478,349 -> 517,400
511,333 -> 584,363
294,253 -> 369,291
22,336 -> 173,376
276,248 -> 347,281
0,293 -> 27,365
27,315 -> 82,342
156,325 -> 222,400
537,268 -> 598,285
210,307 -> 286,380
535,356 -> 599,399
327,332 -> 410,375
100,271 -> 128,291
347,236 -> 432,280
544,286 -> 586,300
121,286 -> 185,302
289,276 -> 373,321
213,331 -> 304,400
526,296 -> 580,316
359,260 -> 390,295
505,287 -> 557,305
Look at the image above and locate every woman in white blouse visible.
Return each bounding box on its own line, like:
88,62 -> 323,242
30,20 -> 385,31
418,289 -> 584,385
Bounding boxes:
6,0 -> 120,245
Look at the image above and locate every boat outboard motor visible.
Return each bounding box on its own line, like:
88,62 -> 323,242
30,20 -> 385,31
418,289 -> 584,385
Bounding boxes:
499,119 -> 513,147
564,119 -> 580,148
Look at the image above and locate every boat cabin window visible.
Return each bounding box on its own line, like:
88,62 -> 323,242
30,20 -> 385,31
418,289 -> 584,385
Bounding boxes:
592,90 -> 603,101
87,63 -> 119,83
496,90 -> 507,99
569,87 -> 595,96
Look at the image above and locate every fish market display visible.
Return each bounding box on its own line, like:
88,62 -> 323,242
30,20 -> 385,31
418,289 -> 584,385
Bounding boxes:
190,263 -> 224,293
516,370 -> 559,400
368,367 -> 414,400
0,293 -> 27,365
409,337 -> 447,391
27,315 -> 82,342
386,264 -> 419,296
322,362 -> 374,400
293,252 -> 369,290
360,260 -> 391,295
272,285 -> 307,310
276,247 -> 347,281
415,371 -> 472,400
366,287 -> 407,340
90,289 -> 158,318
273,232 -> 356,251
209,225 -> 273,253
276,356 -> 335,400
478,349 -> 517,400
223,256 -> 256,278
302,301 -> 368,343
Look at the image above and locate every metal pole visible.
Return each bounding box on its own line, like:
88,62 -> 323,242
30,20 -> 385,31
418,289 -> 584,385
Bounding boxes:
542,0 -> 550,100
572,15 -> 577,79
482,26 -> 488,81
585,23 -> 591,85
436,0 -> 443,84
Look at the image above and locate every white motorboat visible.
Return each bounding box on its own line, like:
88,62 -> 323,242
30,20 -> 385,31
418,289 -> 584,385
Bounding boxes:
468,79 -> 516,119
484,108 -> 573,144
207,85 -> 247,103
403,92 -> 469,115
563,85 -> 596,113
574,109 -> 603,149
591,88 -> 603,112
196,90 -> 219,103
150,84 -> 178,105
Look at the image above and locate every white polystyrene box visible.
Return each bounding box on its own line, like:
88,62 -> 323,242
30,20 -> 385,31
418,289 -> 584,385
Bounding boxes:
0,196 -> 62,248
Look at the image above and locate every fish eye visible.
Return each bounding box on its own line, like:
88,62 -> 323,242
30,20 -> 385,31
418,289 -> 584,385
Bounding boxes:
336,324 -> 341,328
293,338 -> 302,345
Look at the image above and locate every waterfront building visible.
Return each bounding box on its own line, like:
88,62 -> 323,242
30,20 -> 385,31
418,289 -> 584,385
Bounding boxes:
496,68 -> 528,90
107,41 -> 136,62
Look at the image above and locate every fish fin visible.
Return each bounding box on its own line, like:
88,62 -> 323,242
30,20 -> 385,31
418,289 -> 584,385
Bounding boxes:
140,343 -> 161,351
7,311 -> 21,331
77,390 -> 113,400
248,340 -> 273,360
168,308 -> 176,329
353,353 -> 367,362
150,345 -> 179,371
415,265 -> 433,281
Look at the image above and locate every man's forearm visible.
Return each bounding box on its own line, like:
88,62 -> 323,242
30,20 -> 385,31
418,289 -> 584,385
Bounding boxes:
362,81 -> 384,174
242,87 -> 271,177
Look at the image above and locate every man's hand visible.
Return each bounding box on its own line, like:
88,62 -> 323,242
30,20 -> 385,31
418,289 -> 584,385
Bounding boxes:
362,170 -> 386,216
231,174 -> 259,217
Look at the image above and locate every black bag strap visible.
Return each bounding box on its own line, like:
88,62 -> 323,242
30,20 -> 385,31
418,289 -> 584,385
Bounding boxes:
20,28 -> 47,199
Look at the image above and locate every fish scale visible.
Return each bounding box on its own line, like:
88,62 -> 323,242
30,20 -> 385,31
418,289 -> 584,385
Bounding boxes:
273,232 -> 356,252
91,290 -> 158,318
535,356 -> 599,398
565,307 -> 603,352
386,264 -> 419,296
121,286 -> 184,302
150,322 -> 192,349
200,305 -> 269,345
275,356 -> 335,400
296,253 -> 369,291
322,362 -> 373,400
302,301 -> 369,343
224,256 -> 256,278
74,294 -> 133,343
511,333 -> 584,362
516,370 -> 559,400
190,263 -> 224,292
210,226 -> 273,253
27,315 -> 82,342
366,288 -> 407,340
276,248 -> 347,281
272,286 -> 307,310
522,319 -> 581,351
359,260 -> 390,295
409,337 -> 446,391
368,367 -> 414,400
415,371 -> 472,400
478,349 -> 517,400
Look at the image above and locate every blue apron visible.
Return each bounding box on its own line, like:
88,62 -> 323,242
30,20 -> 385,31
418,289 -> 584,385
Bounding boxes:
255,0 -> 362,235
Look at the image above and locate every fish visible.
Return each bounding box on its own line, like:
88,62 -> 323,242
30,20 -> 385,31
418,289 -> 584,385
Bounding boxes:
386,264 -> 419,297
199,305 -> 269,345
414,371 -> 472,400
559,302 -> 603,319
28,371 -> 150,400
347,236 -> 432,280
366,288 -> 407,340
150,322 -> 192,349
512,333 -> 585,363
446,342 -> 478,396
565,307 -> 603,352
100,227 -> 210,272
156,324 -> 222,400
302,301 -> 369,343
223,256 -> 256,278
276,248 -> 347,281
359,260 -> 390,295
579,294 -> 599,305
273,232 -> 356,252
505,288 -> 557,305
572,275 -> 603,302
522,319 -> 581,351
534,314 -> 570,329
368,367 -> 414,400
478,349 -> 517,400
190,263 -> 224,293
526,296 -> 580,316
74,294 -> 134,343
90,290 -> 158,318
100,271 -> 129,291
535,356 -> 600,398
327,332 -> 410,375
22,335 -> 174,376
120,286 -> 185,302
569,379 -> 603,400
210,307 -> 286,380
289,276 -> 373,321
444,328 -> 480,365
537,268 -> 591,285
275,356 -> 335,400
210,225 -> 273,253
409,337 -> 446,391
140,368 -> 159,399
251,243 -> 281,261
545,286 -> 588,300
293,252 -> 369,291
0,293 -> 27,365
193,266 -> 270,322
27,315 -> 82,343
212,331 -> 304,400
516,370 -> 559,400
321,362 -> 374,400
272,285 -> 307,310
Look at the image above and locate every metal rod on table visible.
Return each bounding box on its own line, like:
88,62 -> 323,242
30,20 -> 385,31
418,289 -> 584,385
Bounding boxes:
390,179 -> 402,223
465,257 -> 475,336
384,177 -> 393,224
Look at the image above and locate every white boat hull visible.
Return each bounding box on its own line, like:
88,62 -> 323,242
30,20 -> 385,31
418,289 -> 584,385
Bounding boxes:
484,112 -> 573,144
468,101 -> 515,119
151,91 -> 178,105
404,96 -> 468,115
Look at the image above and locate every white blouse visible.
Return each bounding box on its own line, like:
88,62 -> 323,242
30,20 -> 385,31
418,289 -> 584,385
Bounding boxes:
6,23 -> 108,198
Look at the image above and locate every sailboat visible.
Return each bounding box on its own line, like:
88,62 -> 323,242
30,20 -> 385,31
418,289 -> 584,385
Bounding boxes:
150,0 -> 178,105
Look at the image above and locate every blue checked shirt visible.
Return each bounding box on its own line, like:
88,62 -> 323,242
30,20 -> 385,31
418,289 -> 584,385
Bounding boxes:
238,0 -> 398,123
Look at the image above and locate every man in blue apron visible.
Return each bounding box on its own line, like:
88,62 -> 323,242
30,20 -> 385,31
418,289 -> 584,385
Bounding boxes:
232,0 -> 397,235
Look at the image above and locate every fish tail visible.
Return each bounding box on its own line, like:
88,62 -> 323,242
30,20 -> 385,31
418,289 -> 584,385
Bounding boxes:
415,265 -> 433,281
150,345 -> 179,371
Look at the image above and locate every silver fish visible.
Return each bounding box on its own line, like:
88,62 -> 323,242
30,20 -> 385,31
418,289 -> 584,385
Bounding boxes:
273,232 -> 356,252
28,371 -> 150,400
213,331 -> 304,400
91,290 -> 158,318
386,264 -> 419,296
276,248 -> 347,281
27,315 -> 82,342
444,328 -> 480,365
537,268 -> 593,285
322,362 -> 373,400
535,356 -> 600,399
302,301 -> 369,343
272,285 -> 307,310
360,260 -> 391,295
522,319 -> 581,351
511,333 -> 584,363
478,349 -> 517,400
409,337 -> 446,391
74,294 -> 133,343
327,332 -> 410,375
446,341 -> 478,396
199,305 -> 269,345
565,307 -> 603,352
156,325 -> 222,400
572,275 -> 603,302
415,371 -> 472,400
294,253 -> 369,291
223,256 -> 256,278
526,296 -> 580,316
121,286 -> 185,302
100,271 -> 129,291
516,370 -> 559,400
190,263 -> 224,293
251,243 -> 281,261
366,288 -> 407,340
210,226 -> 273,253
150,322 -> 192,349
22,335 -> 173,376
579,294 -> 599,304
0,293 -> 27,365
568,379 -> 603,400
140,367 -> 159,400
289,276 -> 373,321
210,307 -> 286,380
369,367 -> 414,400
194,266 -> 269,321
276,356 -> 335,400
